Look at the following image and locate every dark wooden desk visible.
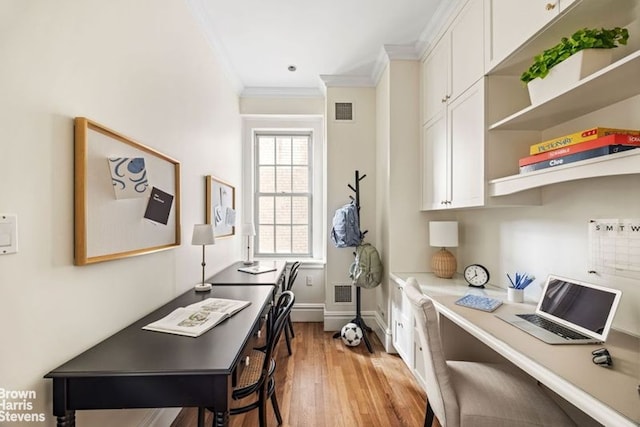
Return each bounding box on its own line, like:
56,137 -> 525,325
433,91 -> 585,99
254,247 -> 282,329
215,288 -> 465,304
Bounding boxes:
206,260 -> 286,289
45,285 -> 273,427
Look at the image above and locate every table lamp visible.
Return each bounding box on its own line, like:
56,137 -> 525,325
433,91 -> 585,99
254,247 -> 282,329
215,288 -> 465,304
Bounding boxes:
242,222 -> 256,265
429,221 -> 458,279
192,224 -> 215,292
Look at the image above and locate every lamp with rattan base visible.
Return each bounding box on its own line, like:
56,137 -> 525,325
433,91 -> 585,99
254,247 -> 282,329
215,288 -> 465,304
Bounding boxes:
429,221 -> 458,279
431,248 -> 457,279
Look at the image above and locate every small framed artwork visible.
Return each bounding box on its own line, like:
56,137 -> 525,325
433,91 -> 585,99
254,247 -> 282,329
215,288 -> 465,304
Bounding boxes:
206,175 -> 236,238
74,117 -> 181,266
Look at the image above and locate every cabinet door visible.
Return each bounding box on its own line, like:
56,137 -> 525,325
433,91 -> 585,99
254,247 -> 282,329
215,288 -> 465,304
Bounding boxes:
421,113 -> 450,210
485,0 -> 560,68
391,284 -> 413,365
413,332 -> 426,388
422,36 -> 449,125
449,79 -> 485,209
450,0 -> 484,102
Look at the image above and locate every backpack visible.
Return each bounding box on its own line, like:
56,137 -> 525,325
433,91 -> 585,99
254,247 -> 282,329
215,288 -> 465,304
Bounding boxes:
349,243 -> 383,289
330,202 -> 362,248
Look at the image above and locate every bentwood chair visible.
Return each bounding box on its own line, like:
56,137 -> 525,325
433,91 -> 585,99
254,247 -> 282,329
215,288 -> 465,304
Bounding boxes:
283,261 -> 300,355
206,290 -> 294,427
404,277 -> 576,427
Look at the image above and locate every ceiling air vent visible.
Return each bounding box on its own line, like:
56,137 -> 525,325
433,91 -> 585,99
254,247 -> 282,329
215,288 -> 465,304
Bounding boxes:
334,102 -> 354,122
334,284 -> 353,304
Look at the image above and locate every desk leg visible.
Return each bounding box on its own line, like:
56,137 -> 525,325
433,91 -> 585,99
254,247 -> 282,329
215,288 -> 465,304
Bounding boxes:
212,410 -> 229,427
55,411 -> 75,427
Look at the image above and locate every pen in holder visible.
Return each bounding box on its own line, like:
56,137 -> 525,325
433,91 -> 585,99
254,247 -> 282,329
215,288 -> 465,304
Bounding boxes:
506,272 -> 534,303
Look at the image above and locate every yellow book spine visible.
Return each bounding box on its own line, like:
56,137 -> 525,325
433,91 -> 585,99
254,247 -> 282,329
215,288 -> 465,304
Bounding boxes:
529,128 -> 640,155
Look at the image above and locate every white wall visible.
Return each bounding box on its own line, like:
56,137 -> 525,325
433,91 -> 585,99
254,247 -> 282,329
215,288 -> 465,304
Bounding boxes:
325,87 -> 377,329
375,59 -> 430,348
0,1 -> 241,425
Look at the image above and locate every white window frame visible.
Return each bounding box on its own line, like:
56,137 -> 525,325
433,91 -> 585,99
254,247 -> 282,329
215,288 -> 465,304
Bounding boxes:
254,131 -> 312,257
241,116 -> 325,261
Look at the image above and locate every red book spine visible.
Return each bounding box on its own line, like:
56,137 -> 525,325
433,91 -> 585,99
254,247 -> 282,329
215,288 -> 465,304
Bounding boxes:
519,134 -> 640,167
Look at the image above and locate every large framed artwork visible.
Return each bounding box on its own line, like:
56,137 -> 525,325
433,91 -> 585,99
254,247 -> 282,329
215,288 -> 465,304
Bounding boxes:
206,175 -> 236,238
74,117 -> 181,265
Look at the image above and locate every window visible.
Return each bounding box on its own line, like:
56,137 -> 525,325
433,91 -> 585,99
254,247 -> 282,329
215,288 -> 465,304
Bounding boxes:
255,132 -> 312,256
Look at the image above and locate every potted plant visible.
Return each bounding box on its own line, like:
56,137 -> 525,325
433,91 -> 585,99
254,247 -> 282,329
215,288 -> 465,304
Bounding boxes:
521,27 -> 629,104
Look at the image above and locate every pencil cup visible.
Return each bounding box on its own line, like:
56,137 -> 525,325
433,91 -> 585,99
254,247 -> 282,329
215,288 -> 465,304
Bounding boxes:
507,287 -> 524,303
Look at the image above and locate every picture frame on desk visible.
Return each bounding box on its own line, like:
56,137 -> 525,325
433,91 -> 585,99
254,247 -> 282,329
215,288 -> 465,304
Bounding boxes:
73,117 -> 181,266
206,175 -> 236,238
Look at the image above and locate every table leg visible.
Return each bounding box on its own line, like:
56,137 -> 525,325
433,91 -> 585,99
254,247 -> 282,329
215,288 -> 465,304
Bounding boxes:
197,407 -> 205,427
55,411 -> 75,427
212,410 -> 229,427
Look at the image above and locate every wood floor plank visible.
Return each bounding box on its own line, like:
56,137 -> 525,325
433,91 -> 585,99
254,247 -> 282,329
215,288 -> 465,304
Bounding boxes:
171,322 -> 429,427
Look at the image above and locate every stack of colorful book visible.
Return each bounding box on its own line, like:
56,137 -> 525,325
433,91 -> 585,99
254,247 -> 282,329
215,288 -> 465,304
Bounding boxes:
519,127 -> 640,173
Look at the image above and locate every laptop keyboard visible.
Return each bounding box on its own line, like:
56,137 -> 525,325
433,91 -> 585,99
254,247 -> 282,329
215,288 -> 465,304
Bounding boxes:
517,314 -> 590,340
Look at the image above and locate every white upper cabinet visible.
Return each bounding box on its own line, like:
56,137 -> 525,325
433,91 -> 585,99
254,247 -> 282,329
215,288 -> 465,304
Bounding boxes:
450,0 -> 485,100
421,79 -> 485,210
422,0 -> 484,126
422,37 -> 449,126
485,0 -> 579,71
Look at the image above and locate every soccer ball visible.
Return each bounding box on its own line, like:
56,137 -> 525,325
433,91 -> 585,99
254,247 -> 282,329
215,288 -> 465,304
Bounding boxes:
340,323 -> 363,347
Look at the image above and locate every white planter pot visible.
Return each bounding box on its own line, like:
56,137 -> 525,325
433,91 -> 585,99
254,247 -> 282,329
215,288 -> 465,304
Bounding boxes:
527,49 -> 613,105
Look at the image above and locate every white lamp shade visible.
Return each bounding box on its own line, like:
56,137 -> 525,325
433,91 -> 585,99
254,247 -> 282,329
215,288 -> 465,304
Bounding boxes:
192,224 -> 216,246
429,221 -> 458,248
242,223 -> 256,236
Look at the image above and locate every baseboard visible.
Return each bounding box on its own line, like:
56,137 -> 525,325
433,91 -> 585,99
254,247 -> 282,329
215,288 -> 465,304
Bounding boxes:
138,408 -> 181,427
291,303 -> 324,322
323,309 -> 377,332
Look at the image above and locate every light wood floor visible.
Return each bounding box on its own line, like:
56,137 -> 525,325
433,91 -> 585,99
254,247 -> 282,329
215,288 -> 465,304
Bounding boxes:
171,322 -> 431,427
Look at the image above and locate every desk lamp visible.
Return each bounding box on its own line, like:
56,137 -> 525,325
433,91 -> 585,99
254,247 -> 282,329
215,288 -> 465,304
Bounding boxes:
192,224 -> 215,292
242,222 -> 256,265
429,221 -> 458,279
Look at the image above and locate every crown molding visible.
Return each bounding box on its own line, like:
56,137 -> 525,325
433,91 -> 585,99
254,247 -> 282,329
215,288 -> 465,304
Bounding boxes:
416,0 -> 466,59
371,44 -> 420,85
241,87 -> 324,98
319,74 -> 375,88
185,0 -> 244,94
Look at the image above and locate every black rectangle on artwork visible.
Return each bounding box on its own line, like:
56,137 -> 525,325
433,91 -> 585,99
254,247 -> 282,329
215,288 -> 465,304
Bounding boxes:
144,187 -> 174,225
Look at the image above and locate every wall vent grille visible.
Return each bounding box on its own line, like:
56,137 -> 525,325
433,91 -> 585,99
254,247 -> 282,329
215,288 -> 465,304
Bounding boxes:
335,102 -> 354,121
334,284 -> 353,303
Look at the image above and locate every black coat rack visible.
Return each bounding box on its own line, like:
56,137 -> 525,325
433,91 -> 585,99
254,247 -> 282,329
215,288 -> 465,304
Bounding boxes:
332,170 -> 374,353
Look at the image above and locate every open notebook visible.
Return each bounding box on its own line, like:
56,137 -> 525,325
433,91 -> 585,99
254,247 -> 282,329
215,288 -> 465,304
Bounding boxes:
497,275 -> 622,345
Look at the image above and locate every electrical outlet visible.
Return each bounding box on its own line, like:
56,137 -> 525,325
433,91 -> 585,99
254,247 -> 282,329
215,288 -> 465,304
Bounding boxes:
306,276 -> 312,286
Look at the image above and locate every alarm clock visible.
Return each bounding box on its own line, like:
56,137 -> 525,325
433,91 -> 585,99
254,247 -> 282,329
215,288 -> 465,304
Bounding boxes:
463,264 -> 490,288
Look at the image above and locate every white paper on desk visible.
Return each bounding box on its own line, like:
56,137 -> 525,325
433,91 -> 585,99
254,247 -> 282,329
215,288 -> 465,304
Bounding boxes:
142,307 -> 227,337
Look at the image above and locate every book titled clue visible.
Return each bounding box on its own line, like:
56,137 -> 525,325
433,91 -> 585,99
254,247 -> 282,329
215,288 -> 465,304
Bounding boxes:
528,127 -> 640,155
519,134 -> 640,167
519,145 -> 639,173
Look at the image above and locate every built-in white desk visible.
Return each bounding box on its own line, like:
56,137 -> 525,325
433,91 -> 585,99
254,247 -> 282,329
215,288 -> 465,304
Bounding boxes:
390,272 -> 640,427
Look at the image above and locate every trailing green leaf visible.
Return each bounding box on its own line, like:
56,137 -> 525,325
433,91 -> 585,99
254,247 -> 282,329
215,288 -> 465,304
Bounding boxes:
520,27 -> 629,84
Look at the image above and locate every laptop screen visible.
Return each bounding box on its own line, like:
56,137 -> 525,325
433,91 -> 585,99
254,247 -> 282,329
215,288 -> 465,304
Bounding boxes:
538,275 -> 622,340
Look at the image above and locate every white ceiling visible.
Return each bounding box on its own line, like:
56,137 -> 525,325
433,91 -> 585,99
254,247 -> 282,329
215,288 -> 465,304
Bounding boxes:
188,0 -> 449,96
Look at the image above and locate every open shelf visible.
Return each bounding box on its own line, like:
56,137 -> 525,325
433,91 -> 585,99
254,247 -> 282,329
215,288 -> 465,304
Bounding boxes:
489,50 -> 640,131
489,149 -> 640,196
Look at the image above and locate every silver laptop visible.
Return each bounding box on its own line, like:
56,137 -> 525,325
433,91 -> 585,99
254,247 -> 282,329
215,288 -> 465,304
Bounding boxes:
497,275 -> 622,345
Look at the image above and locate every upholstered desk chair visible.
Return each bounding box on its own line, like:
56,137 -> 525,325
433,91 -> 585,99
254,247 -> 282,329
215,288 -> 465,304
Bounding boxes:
283,261 -> 300,355
404,278 -> 576,427
205,290 -> 294,427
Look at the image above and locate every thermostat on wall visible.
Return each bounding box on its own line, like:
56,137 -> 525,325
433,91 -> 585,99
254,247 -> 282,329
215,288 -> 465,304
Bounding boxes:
0,214 -> 18,255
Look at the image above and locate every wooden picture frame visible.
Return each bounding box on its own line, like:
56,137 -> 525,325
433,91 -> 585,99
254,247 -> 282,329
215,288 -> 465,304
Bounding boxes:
206,175 -> 236,238
74,117 -> 181,265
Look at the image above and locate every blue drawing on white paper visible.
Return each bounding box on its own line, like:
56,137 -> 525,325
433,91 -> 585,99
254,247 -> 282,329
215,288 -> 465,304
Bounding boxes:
108,157 -> 151,199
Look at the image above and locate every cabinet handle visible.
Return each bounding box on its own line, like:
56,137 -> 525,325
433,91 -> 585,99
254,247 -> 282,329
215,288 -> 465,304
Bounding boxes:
441,94 -> 451,103
545,2 -> 556,10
